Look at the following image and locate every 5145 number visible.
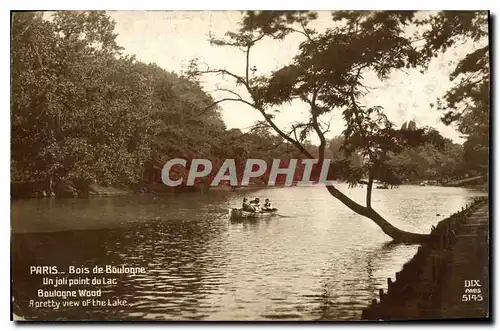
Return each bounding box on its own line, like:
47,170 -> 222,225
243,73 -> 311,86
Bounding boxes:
462,294 -> 483,302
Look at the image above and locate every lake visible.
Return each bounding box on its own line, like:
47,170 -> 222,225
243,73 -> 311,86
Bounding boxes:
11,184 -> 486,321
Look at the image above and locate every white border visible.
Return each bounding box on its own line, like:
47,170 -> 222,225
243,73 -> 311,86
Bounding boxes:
3,1 -> 498,331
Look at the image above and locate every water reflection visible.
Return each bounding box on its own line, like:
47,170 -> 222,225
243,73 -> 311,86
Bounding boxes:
11,185 -> 486,320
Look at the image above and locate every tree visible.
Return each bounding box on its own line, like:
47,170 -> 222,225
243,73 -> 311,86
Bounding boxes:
11,11 -> 229,194
388,137 -> 465,183
12,11 -> 128,188
327,135 -> 363,183
191,11 -> 448,242
419,11 -> 489,175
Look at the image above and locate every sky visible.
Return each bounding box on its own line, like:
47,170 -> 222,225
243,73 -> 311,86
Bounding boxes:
108,11 -> 484,145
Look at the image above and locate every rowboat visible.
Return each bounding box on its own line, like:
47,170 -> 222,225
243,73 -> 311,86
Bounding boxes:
229,208 -> 278,221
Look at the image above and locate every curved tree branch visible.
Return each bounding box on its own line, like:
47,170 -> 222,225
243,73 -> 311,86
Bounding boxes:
326,184 -> 428,242
201,19 -> 431,243
197,68 -> 250,91
256,107 -> 313,158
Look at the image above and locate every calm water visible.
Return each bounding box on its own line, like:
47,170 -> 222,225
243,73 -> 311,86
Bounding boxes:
11,184 -> 486,321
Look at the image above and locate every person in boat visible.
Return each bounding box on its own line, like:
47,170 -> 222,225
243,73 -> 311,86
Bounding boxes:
250,197 -> 259,204
262,198 -> 277,212
263,198 -> 272,209
242,198 -> 256,212
249,197 -> 261,212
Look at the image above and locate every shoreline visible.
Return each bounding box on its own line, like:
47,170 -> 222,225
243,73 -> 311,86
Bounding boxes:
11,181 -> 488,200
361,197 -> 489,320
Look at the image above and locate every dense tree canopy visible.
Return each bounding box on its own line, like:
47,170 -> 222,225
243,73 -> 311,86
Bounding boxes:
11,11 -> 307,196
190,10 -> 489,242
11,11 -> 488,205
387,122 -> 466,183
419,11 -> 489,174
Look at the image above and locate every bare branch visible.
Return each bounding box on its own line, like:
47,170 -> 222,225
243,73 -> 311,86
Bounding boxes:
259,138 -> 286,151
292,124 -> 301,143
321,118 -> 332,135
195,97 -> 255,117
196,68 -> 250,90
257,110 -> 313,158
200,30 -> 312,157
299,21 -> 314,41
213,88 -> 245,100
244,33 -> 265,94
290,122 -> 309,142
245,43 -> 251,86
305,85 -> 327,162
252,33 -> 267,44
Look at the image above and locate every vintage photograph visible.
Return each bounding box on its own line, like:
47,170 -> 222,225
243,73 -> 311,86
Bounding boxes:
11,10 -> 489,321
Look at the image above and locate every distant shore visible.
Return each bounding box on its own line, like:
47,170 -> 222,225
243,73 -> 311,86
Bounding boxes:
11,178 -> 488,199
10,180 -> 282,199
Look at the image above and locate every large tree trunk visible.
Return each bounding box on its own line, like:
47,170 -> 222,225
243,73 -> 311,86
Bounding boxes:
199,44 -> 432,243
325,184 -> 430,243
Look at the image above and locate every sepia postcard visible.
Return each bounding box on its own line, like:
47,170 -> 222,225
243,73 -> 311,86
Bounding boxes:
11,10 -> 490,321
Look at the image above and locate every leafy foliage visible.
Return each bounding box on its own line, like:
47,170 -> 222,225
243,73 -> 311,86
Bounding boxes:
419,11 -> 489,174
200,11 -> 450,188
12,10 -> 487,202
11,10 -> 307,193
11,12 -> 225,188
